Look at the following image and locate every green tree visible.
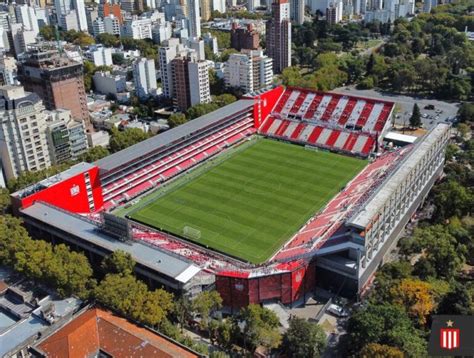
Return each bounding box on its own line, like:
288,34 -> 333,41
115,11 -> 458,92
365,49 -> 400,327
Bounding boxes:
458,102 -> 474,123
282,317 -> 326,357
101,250 -> 136,276
39,25 -> 55,40
192,291 -> 223,334
78,146 -> 110,163
239,304 -> 281,352
437,283 -> 473,315
109,127 -> 152,153
7,163 -> 72,192
359,343 -> 404,358
409,103 -> 422,128
432,180 -> 473,222
96,33 -> 121,47
216,320 -> 234,350
168,113 -> 188,128
0,188 -> 11,214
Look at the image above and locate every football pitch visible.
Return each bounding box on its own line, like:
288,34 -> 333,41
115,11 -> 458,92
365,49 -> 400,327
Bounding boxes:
129,139 -> 366,264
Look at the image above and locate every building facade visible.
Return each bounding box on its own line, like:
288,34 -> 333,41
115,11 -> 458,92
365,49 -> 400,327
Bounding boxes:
230,23 -> 260,51
133,57 -> 157,99
225,50 -> 273,93
265,0 -> 291,73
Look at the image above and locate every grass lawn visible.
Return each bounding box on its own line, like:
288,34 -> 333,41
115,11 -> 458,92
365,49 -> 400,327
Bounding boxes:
129,139 -> 366,264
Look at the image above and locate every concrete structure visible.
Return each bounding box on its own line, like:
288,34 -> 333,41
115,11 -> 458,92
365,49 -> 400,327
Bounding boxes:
200,0 -> 211,21
0,56 -> 18,86
55,0 -> 88,32
159,38 -> 183,99
290,0 -> 304,25
122,17 -> 153,40
247,0 -> 260,11
18,50 -> 89,125
225,50 -> 273,93
230,22 -> 260,51
104,15 -> 121,35
326,0 -> 343,24
203,32 -> 218,54
84,45 -> 113,67
14,5 -> 39,35
93,71 -> 127,96
10,23 -> 37,57
0,85 -> 51,181
133,57 -> 157,98
266,0 -> 291,73
212,0 -> 226,13
46,109 -> 88,164
188,38 -> 205,61
92,17 -> 105,36
188,0 -> 201,38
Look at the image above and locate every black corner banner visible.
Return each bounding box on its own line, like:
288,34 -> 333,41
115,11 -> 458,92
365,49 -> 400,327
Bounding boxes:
429,315 -> 474,356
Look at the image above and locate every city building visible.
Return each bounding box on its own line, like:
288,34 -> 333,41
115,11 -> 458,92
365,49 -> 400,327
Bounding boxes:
92,17 -> 105,36
104,14 -> 121,35
84,45 -> 113,66
10,23 -> 37,57
59,10 -> 80,31
93,71 -> 127,96
188,37 -> 205,60
247,0 -> 261,11
212,0 -> 226,13
159,38 -> 182,99
14,4 -> 39,35
152,21 -> 172,44
100,2 -> 123,23
29,308 -> 201,358
54,0 -> 88,32
326,0 -> 343,24
133,57 -> 157,98
0,85 -> 51,181
290,0 -> 304,25
265,0 -> 291,73
225,49 -> 273,93
171,54 -> 210,110
188,0 -> 201,38
203,32 -> 218,54
121,17 -> 153,40
200,0 -> 211,21
0,56 -> 18,86
46,108 -> 88,164
86,6 -> 99,34
18,49 -> 90,125
230,22 -> 260,51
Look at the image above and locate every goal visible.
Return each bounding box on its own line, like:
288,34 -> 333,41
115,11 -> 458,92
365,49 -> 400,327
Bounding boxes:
183,226 -> 201,240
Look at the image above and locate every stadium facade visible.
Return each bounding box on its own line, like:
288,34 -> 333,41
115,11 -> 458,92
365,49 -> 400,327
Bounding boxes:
11,86 -> 451,309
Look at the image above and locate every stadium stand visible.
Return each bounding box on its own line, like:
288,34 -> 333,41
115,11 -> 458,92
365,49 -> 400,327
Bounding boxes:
258,87 -> 394,157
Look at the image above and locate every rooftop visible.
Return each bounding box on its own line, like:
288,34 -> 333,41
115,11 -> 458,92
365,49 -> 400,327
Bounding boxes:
21,203 -> 201,283
95,99 -> 254,173
33,308 -> 200,358
347,123 -> 450,229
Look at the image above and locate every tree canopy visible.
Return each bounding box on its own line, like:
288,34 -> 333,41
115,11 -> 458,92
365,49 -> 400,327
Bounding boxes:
282,317 -> 326,357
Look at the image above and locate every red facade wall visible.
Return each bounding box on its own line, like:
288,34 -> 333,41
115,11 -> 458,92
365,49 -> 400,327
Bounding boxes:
249,86 -> 285,128
18,166 -> 104,214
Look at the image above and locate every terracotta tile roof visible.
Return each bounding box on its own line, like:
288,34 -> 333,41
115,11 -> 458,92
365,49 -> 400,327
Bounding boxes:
37,308 -> 199,358
0,281 -> 8,294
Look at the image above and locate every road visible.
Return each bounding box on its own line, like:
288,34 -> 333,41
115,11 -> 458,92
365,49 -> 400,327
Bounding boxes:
332,86 -> 460,130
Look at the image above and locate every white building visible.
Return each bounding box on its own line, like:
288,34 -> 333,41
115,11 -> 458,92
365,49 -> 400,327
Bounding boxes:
188,38 -> 205,61
188,0 -> 201,38
212,0 -> 226,13
203,32 -> 218,54
247,0 -> 261,11
0,85 -> 51,181
0,56 -> 18,86
93,71 -> 127,96
152,22 -> 172,44
55,0 -> 88,32
225,50 -> 273,93
104,15 -> 121,35
159,38 -> 183,99
92,17 -> 105,36
85,46 -> 113,66
290,0 -> 305,25
11,24 -> 37,57
122,17 -> 153,40
15,5 -> 39,36
60,11 -> 80,31
133,58 -> 157,98
188,59 -> 211,106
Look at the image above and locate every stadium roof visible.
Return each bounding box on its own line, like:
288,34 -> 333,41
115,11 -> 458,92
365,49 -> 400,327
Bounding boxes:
22,202 -> 201,284
347,123 -> 450,230
95,99 -> 254,173
384,131 -> 418,144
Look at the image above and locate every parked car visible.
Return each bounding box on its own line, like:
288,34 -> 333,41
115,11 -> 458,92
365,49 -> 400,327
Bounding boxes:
424,104 -> 435,110
327,304 -> 349,317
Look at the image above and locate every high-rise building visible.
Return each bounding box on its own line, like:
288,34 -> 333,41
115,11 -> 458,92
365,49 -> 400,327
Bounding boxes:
18,50 -> 89,125
230,23 -> 260,51
266,0 -> 291,73
200,0 -> 211,21
10,23 -> 37,57
100,2 -> 123,23
55,0 -> 88,32
171,55 -> 210,111
326,1 -> 342,24
14,5 -> 39,35
84,45 -> 113,66
212,0 -> 226,13
188,38 -> 205,60
225,49 -> 272,93
0,56 -> 18,86
0,85 -> 51,181
104,15 -> 121,35
46,109 -> 88,164
188,0 -> 201,38
121,17 -> 153,39
290,0 -> 304,24
133,57 -> 157,98
92,17 -> 105,36
86,7 -> 99,34
247,0 -> 260,11
159,38 -> 181,99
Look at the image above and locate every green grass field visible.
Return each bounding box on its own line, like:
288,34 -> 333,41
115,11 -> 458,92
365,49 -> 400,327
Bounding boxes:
130,139 -> 366,264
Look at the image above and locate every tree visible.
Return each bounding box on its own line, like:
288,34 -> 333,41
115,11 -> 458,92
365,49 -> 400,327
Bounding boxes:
216,320 -> 234,350
388,278 -> 435,326
359,343 -> 404,358
437,283 -> 473,315
101,250 -> 136,276
168,113 -> 188,128
282,317 -> 326,358
432,180 -> 473,222
192,291 -> 223,334
0,188 -> 11,214
347,303 -> 426,357
239,304 -> 281,352
457,123 -> 470,140
458,102 -> 474,123
112,53 -> 126,65
39,25 -> 55,40
7,163 -> 72,192
109,127 -> 152,153
409,104 -> 422,128
78,146 -> 110,163
96,33 -> 121,47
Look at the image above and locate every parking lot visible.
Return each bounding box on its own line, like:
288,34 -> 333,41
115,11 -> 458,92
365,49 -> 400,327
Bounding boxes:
333,86 -> 460,130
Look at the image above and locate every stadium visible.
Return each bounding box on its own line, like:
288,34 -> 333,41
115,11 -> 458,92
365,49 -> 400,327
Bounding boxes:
11,86 -> 450,309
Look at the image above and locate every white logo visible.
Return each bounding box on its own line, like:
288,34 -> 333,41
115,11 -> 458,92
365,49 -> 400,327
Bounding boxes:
70,185 -> 80,196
